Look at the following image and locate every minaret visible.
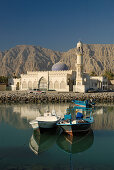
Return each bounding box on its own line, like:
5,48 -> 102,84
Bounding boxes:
76,41 -> 84,85
73,41 -> 85,92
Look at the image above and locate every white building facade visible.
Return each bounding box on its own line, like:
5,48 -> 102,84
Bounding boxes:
8,41 -> 108,92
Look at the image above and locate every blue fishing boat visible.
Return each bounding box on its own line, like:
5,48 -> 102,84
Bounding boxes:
57,107 -> 94,135
72,99 -> 95,108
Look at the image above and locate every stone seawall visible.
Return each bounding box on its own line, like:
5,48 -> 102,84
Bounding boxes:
0,91 -> 114,103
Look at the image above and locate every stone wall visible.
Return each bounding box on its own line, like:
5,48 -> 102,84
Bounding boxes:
0,91 -> 113,103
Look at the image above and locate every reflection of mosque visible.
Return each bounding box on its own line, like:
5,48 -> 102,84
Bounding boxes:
13,103 -> 70,120
92,105 -> 114,130
13,104 -> 114,130
13,104 -> 40,120
0,103 -> 113,130
0,103 -> 69,129
0,104 -> 29,129
29,128 -> 94,155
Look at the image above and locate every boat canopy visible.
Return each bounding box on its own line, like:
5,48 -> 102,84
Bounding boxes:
76,112 -> 83,119
64,114 -> 72,120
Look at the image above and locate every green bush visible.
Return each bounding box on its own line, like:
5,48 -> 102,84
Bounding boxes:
0,76 -> 8,85
103,70 -> 114,80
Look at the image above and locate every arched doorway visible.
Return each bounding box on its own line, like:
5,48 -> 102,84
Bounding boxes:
38,77 -> 48,90
68,78 -> 73,91
16,82 -> 19,90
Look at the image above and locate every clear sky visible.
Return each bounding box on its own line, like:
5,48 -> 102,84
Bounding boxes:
0,0 -> 114,51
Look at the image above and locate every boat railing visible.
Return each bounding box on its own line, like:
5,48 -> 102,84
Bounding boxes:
67,106 -> 92,111
72,100 -> 86,103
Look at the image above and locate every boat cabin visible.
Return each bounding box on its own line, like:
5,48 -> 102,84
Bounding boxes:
44,111 -> 52,117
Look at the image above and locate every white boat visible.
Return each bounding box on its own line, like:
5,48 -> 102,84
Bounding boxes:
35,110 -> 60,128
29,120 -> 39,130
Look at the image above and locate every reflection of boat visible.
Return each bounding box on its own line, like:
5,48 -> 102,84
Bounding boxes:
56,129 -> 94,154
29,120 -> 39,130
34,111 -> 60,129
57,108 -> 94,135
72,100 -> 95,108
29,128 -> 59,155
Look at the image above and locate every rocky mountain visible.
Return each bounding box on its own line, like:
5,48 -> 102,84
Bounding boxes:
0,44 -> 114,77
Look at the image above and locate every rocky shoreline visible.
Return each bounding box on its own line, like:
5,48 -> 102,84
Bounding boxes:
0,91 -> 114,103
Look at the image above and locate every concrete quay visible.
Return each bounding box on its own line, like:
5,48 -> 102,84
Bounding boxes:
0,91 -> 114,103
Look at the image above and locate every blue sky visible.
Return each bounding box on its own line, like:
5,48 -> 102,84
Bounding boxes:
0,0 -> 114,51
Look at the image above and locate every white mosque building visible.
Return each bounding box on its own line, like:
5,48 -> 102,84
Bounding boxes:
9,41 -> 108,93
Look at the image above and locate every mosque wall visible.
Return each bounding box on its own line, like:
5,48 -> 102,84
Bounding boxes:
19,70 -> 72,91
8,78 -> 20,91
73,84 -> 86,93
9,71 -> 107,92
8,42 -> 108,92
20,74 -> 39,90
48,70 -> 71,91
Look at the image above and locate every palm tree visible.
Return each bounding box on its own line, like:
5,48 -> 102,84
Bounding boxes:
103,70 -> 114,80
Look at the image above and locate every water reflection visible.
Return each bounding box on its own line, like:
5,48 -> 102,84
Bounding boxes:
13,103 -> 114,130
13,103 -> 69,120
29,128 -> 60,155
0,103 -> 114,169
29,127 -> 94,156
92,105 -> 114,130
56,129 -> 94,154
0,103 -> 114,130
0,104 -> 29,129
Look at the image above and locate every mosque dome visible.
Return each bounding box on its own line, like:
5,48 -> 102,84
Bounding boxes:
52,62 -> 68,71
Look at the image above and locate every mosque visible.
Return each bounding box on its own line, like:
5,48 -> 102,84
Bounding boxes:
9,41 -> 108,92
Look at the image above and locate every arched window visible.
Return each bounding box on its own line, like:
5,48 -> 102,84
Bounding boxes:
49,81 -> 53,89
22,81 -> 27,89
28,81 -> 32,89
60,80 -> 66,89
77,82 -> 81,85
33,81 -> 38,89
54,81 -> 59,89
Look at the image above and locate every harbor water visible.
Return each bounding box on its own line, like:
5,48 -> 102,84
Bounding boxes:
0,103 -> 114,170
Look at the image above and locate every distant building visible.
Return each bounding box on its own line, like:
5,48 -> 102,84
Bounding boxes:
0,83 -> 6,91
8,41 -> 108,92
108,80 -> 114,90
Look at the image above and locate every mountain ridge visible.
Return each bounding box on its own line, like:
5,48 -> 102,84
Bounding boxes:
0,44 -> 114,76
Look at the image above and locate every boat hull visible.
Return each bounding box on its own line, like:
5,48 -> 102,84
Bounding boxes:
58,123 -> 91,135
38,120 -> 58,128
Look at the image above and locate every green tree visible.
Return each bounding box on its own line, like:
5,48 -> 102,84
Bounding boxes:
0,76 -> 8,85
90,71 -> 97,76
103,70 -> 114,80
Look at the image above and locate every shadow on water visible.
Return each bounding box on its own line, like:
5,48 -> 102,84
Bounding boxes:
29,127 -> 94,155
56,129 -> 94,154
29,127 -> 61,155
29,127 -> 94,170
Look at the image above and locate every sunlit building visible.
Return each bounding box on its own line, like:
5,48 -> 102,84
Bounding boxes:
9,41 -> 108,92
